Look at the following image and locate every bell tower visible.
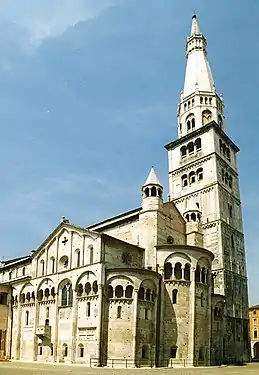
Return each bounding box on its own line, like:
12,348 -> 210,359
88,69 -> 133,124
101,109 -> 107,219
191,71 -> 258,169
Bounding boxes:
165,15 -> 249,362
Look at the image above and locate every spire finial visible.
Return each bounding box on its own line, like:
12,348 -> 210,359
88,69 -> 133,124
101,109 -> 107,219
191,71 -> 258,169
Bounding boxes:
190,13 -> 200,36
143,166 -> 162,187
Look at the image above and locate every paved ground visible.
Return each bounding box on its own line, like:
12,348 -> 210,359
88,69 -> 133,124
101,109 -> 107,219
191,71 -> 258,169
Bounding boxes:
0,362 -> 259,375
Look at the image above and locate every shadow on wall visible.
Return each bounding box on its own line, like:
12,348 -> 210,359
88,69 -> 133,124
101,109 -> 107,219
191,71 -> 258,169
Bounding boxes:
162,286 -> 178,366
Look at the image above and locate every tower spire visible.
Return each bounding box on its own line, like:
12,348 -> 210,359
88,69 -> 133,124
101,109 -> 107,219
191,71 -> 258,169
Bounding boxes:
190,14 -> 200,35
177,15 -> 225,137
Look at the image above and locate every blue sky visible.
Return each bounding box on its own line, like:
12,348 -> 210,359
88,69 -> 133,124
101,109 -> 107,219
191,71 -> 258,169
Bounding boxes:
0,0 -> 258,304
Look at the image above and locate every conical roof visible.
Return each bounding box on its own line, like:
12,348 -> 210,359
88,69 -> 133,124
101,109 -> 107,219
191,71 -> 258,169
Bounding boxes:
143,166 -> 162,187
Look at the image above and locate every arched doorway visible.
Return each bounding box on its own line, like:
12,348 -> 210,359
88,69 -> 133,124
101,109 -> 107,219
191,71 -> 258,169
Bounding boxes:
254,342 -> 259,358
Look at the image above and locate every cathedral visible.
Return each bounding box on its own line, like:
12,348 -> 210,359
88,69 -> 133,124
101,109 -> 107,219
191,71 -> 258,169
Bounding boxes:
0,15 -> 250,367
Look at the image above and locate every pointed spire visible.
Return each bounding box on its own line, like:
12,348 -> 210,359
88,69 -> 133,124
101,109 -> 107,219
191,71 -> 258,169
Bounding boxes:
143,166 -> 162,187
190,14 -> 200,35
183,15 -> 215,98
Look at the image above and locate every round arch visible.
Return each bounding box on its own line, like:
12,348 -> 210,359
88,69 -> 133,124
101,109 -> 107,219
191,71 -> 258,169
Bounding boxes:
36,277 -> 55,294
75,270 -> 96,289
107,275 -> 134,285
165,252 -> 192,264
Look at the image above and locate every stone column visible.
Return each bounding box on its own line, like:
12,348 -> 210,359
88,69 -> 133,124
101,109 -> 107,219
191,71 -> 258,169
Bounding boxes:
70,289 -> 78,363
32,300 -> 40,361
5,293 -> 13,359
96,284 -> 103,366
207,271 -> 212,365
187,267 -> 196,366
53,295 -> 59,362
15,302 -> 22,360
132,289 -> 139,367
158,268 -> 165,366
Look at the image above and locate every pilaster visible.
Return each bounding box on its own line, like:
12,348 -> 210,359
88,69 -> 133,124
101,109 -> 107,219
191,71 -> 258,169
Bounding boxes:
188,267 -> 196,365
132,288 -> 139,367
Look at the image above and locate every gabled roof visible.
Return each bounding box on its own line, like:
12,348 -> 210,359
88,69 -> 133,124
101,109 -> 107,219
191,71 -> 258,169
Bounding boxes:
32,221 -> 99,258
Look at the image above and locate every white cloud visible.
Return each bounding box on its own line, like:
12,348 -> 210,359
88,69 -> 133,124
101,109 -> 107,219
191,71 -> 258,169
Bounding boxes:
0,0 -> 119,43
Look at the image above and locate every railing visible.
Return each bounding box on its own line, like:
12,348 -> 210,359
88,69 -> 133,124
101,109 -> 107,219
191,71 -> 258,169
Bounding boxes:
89,357 -> 246,368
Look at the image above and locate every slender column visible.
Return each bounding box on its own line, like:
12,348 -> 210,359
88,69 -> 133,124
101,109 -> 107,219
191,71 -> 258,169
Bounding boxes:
207,271 -> 212,365
53,297 -> 59,362
188,267 -> 196,366
132,289 -> 139,367
5,293 -> 13,359
32,300 -> 40,361
15,301 -> 22,360
151,291 -> 158,367
96,284 -> 104,366
159,268 -> 165,366
69,232 -> 74,269
55,238 -> 59,273
70,289 -> 78,363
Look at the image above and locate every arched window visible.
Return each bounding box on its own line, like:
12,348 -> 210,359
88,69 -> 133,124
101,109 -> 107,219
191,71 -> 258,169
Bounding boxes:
222,144 -> 226,155
63,343 -> 68,357
37,290 -> 43,301
51,257 -> 55,273
226,148 -> 230,161
180,146 -> 187,158
185,213 -> 190,222
78,344 -> 84,358
40,260 -> 45,276
229,176 -> 233,189
195,266 -> 201,282
138,287 -> 145,300
195,138 -> 201,150
125,285 -> 133,298
201,268 -> 206,283
187,120 -> 191,131
254,329 -> 258,339
158,188 -> 162,197
61,283 -> 73,307
45,319 -> 49,326
181,174 -> 188,188
142,345 -> 148,359
197,168 -> 203,181
172,289 -> 178,304
77,283 -> 83,297
38,343 -> 43,355
44,288 -> 50,299
26,292 -> 31,302
92,281 -> 98,294
76,250 -> 80,267
89,246 -> 94,265
191,212 -> 196,221
184,264 -> 190,281
144,187 -> 149,197
164,263 -> 172,279
146,289 -> 151,301
50,344 -> 54,356
9,271 -> 12,280
218,115 -> 223,128
171,347 -> 177,359
144,308 -> 148,320
25,310 -> 29,325
51,287 -> 55,298
86,302 -> 91,317
115,285 -> 123,298
191,118 -> 195,129
107,285 -> 113,298
85,282 -> 91,295
117,306 -> 122,319
22,267 -> 26,276
174,263 -> 182,280
187,142 -> 194,154
189,171 -> 195,184
46,307 -> 50,319
151,186 -> 157,197
231,235 -> 235,249
201,293 -> 204,307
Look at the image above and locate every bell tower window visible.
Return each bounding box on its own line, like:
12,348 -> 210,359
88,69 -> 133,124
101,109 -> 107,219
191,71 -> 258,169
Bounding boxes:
186,114 -> 195,132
